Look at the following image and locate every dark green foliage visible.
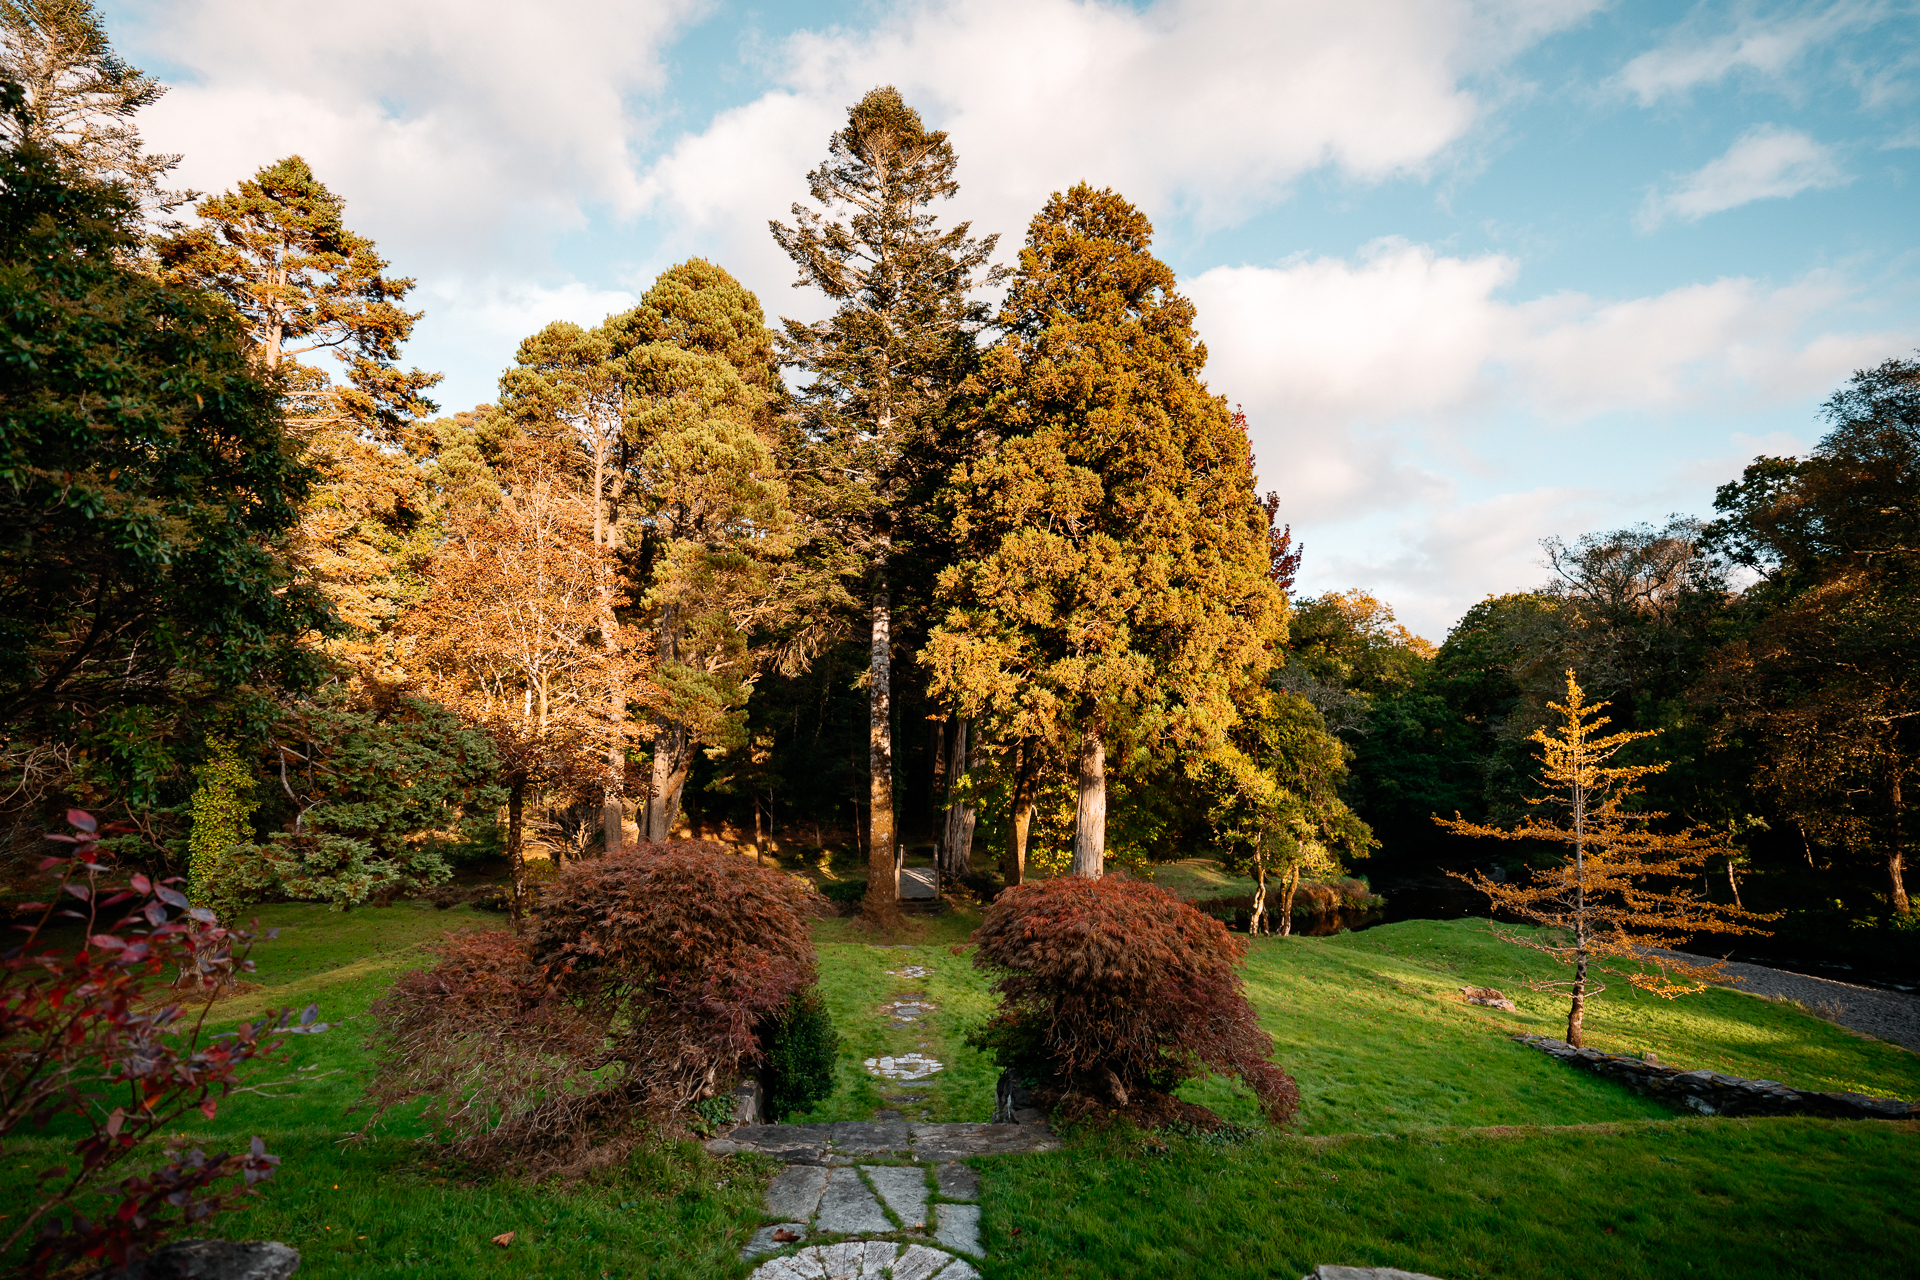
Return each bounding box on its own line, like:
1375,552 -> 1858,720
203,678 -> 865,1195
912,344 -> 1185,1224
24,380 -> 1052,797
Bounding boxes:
761,986 -> 840,1120
222,688 -> 504,908
817,878 -> 868,905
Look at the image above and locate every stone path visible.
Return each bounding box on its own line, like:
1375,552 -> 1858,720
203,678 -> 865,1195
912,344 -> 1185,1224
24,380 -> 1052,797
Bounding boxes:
741,1159 -> 985,1279
718,1121 -> 1058,1279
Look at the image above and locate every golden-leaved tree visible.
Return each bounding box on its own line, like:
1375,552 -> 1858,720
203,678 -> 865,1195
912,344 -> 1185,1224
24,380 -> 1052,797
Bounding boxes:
1438,670 -> 1776,1046
927,185 -> 1286,878
401,433 -> 639,923
155,155 -> 442,672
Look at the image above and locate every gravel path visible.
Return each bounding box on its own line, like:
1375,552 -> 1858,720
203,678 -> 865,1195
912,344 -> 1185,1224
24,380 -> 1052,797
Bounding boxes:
1651,949 -> 1920,1054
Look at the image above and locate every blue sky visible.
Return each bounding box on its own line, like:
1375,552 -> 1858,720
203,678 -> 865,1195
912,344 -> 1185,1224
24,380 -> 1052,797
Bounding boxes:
108,0 -> 1920,637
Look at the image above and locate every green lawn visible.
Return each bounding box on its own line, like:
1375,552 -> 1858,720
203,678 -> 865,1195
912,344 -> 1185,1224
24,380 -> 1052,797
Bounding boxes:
4,900 -> 1914,1279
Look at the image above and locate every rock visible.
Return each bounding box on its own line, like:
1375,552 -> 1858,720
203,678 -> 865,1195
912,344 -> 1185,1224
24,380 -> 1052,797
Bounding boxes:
1304,1268 -> 1447,1280
733,1076 -> 767,1125
933,1203 -> 982,1257
765,1164 -> 830,1221
865,1165 -> 930,1228
816,1166 -> 893,1235
748,1243 -> 973,1280
910,1122 -> 1062,1161
1459,986 -> 1516,1012
88,1240 -> 301,1280
934,1163 -> 979,1201
743,1223 -> 810,1260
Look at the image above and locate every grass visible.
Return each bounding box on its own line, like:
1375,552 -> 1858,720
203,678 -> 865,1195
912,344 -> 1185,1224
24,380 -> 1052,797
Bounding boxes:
4,896 -> 1915,1279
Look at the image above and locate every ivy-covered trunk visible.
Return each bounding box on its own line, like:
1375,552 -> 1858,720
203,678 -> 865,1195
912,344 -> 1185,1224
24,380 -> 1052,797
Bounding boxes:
939,717 -> 975,882
865,588 -> 898,915
506,776 -> 527,928
1004,739 -> 1034,888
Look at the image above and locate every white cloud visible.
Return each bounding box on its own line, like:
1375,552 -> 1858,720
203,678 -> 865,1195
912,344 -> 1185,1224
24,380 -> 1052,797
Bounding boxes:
634,0 -> 1603,307
408,279 -> 643,412
128,0 -> 707,269
1613,1 -> 1889,104
1637,125 -> 1846,228
1188,240 -> 1905,520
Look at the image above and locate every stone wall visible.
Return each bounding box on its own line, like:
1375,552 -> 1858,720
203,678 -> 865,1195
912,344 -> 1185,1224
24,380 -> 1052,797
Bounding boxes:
1516,1034 -> 1917,1120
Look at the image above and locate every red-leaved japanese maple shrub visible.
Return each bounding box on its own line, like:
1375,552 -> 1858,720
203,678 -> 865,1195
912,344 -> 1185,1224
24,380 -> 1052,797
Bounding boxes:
970,876 -> 1298,1127
364,841 -> 821,1168
2,812 -> 320,1277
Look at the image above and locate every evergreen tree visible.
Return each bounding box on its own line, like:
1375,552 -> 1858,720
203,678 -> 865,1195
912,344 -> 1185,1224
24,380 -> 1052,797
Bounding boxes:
771,86 -> 1001,913
927,185 -> 1286,877
155,157 -> 442,668
0,120 -> 324,776
614,261 -> 795,841
0,0 -> 185,210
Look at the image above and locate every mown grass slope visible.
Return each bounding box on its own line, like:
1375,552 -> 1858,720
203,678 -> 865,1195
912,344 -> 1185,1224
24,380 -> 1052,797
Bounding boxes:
3,902 -> 1913,1279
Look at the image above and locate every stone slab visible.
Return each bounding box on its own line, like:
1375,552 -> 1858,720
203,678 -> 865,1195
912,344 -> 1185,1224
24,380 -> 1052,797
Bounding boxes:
933,1203 -> 981,1257
935,1262 -> 979,1280
827,1121 -> 917,1153
743,1223 -> 809,1260
88,1240 -> 301,1280
859,1240 -> 901,1276
1306,1268 -> 1447,1280
933,1162 -> 978,1201
911,1122 -> 1063,1160
816,1166 -> 893,1235
816,1241 -> 870,1278
765,1164 -> 830,1222
864,1165 -> 930,1229
891,1245 -> 959,1280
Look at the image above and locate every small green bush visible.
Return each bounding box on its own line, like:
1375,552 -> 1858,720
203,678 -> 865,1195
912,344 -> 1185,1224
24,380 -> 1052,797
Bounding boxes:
818,879 -> 867,905
761,987 -> 840,1120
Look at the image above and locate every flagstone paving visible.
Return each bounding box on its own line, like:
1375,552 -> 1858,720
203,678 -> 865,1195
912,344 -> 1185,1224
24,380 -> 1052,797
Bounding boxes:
726,1120 -> 1056,1279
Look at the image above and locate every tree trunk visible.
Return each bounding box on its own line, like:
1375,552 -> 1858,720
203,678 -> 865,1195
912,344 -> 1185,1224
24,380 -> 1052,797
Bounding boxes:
1891,769 -> 1910,915
1567,947 -> 1589,1047
939,718 -> 976,882
507,777 -> 527,929
645,720 -> 691,841
1250,851 -> 1268,936
864,589 -> 899,916
1278,864 -> 1299,938
1071,714 -> 1105,879
1004,740 -> 1033,888
1726,858 -> 1743,910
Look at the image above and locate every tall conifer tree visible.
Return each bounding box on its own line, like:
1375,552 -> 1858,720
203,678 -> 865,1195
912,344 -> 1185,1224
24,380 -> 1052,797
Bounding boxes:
771,87 -> 1000,912
927,185 -> 1286,877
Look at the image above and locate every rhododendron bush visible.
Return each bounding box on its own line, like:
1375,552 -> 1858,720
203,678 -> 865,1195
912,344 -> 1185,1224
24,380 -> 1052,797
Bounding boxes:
971,876 -> 1298,1126
365,841 -> 823,1167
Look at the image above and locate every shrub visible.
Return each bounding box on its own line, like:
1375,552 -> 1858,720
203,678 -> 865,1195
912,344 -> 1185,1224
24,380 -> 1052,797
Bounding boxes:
818,878 -> 868,905
970,876 -> 1298,1126
761,987 -> 840,1120
365,841 -> 822,1167
3,812 -> 319,1276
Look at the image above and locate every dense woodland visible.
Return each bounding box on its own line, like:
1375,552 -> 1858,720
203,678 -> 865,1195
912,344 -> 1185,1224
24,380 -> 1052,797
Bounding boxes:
3,2 -> 1916,967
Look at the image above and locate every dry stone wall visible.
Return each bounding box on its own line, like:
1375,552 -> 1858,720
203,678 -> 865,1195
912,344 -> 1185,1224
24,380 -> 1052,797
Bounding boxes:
1516,1034 -> 1918,1119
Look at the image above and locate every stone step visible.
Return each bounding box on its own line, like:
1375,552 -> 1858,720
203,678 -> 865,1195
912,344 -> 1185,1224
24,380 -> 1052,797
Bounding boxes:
708,1120 -> 1061,1165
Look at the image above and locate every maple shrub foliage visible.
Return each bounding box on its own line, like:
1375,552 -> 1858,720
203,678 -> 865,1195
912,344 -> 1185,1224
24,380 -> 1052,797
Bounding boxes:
970,876 -> 1299,1126
365,841 -> 828,1167
1,812 -> 323,1277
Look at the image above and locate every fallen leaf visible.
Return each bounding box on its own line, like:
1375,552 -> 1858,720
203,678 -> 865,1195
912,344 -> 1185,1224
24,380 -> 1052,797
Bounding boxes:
492,1231 -> 516,1248
772,1228 -> 800,1243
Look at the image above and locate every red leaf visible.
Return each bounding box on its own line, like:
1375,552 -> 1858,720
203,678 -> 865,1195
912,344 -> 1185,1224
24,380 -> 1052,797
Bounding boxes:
200,1099 -> 217,1121
68,809 -> 98,833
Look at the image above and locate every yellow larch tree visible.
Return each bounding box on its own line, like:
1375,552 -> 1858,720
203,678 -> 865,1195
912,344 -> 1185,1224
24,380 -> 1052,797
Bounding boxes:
1438,670 -> 1776,1046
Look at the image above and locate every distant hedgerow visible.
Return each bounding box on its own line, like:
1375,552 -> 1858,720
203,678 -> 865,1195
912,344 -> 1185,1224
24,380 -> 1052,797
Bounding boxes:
971,876 -> 1298,1126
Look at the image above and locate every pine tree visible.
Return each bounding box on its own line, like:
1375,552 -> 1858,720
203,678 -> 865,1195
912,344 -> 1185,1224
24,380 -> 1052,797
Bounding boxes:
1439,671 -> 1776,1046
927,185 -> 1287,877
613,260 -> 795,842
154,157 -> 442,668
771,86 -> 1001,914
0,0 -> 185,211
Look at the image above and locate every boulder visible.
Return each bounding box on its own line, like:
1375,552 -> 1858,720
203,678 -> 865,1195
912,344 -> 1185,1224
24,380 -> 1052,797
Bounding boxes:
88,1239 -> 300,1280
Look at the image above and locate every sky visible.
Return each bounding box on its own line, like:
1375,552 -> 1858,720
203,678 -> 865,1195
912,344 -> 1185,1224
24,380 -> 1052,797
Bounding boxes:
104,0 -> 1920,640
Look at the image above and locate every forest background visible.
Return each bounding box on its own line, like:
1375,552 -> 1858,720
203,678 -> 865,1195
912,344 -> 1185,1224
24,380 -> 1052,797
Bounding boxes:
3,1 -> 1916,974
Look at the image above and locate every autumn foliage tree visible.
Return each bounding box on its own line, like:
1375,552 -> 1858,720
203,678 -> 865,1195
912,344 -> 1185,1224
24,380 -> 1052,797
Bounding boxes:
364,842 -> 822,1167
929,185 -> 1286,878
970,876 -> 1297,1126
1439,671 -> 1776,1046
